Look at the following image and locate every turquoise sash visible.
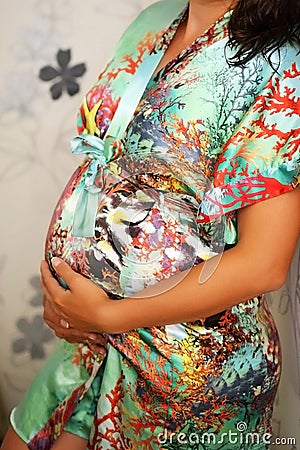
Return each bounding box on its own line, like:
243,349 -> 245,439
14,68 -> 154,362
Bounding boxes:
66,0 -> 188,237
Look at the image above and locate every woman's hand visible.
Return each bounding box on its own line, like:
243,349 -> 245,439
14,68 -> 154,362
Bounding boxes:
41,188 -> 300,333
43,295 -> 107,354
40,258 -> 112,333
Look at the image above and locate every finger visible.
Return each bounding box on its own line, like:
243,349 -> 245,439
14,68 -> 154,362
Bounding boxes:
42,290 -> 63,318
43,295 -> 72,333
50,257 -> 79,291
52,328 -> 79,342
41,276 -> 53,306
41,261 -> 70,319
43,316 -> 89,343
87,343 -> 107,355
40,264 -> 53,299
42,313 -> 68,340
88,334 -> 108,347
43,297 -> 62,324
43,304 -> 67,333
43,303 -> 104,344
40,260 -> 69,302
60,318 -> 71,329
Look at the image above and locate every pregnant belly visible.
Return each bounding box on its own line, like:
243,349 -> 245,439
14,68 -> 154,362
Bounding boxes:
45,159 -> 209,298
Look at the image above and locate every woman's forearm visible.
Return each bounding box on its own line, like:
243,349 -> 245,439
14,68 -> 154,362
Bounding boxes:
100,187 -> 300,334
101,244 -> 284,333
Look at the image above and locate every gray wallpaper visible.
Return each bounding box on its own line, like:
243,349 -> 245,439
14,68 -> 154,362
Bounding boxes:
0,1 -> 299,448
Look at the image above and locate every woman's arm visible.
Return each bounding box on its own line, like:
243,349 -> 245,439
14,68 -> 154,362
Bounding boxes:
41,187 -> 300,333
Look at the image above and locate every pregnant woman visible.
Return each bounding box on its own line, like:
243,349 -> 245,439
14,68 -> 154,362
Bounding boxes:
2,0 -> 300,448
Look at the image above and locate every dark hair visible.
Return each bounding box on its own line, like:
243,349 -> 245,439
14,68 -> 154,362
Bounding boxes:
227,0 -> 300,65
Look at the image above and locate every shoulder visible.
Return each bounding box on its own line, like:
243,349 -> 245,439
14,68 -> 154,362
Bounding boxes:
114,0 -> 187,54
131,0 -> 187,24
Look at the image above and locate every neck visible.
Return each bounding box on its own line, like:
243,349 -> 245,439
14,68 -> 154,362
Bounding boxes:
183,0 -> 233,40
189,0 -> 233,10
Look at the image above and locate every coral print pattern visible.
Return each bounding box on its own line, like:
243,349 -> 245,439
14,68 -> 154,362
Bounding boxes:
11,1 -> 300,449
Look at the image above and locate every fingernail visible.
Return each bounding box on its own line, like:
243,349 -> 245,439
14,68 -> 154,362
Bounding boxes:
88,334 -> 97,341
52,257 -> 62,268
60,318 -> 70,329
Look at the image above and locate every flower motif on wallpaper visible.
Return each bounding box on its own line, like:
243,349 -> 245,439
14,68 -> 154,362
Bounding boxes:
93,0 -> 153,19
13,315 -> 54,360
18,17 -> 63,63
28,275 -> 45,307
0,71 -> 41,117
35,0 -> 72,23
39,49 -> 86,100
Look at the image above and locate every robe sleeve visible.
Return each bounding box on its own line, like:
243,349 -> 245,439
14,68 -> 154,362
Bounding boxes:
200,61 -> 300,222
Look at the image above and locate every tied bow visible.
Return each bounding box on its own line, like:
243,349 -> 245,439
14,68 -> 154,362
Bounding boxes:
57,27 -> 182,238
62,133 -> 117,237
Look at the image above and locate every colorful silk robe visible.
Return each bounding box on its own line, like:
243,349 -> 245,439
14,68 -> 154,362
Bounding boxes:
11,1 -> 300,449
